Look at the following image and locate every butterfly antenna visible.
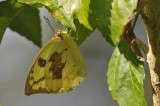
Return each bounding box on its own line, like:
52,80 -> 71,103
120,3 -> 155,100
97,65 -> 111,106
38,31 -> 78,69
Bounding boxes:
44,16 -> 56,34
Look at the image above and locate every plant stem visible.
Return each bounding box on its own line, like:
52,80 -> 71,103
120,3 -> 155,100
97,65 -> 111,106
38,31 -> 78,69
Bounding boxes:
130,13 -> 149,56
132,13 -> 139,31
135,37 -> 148,56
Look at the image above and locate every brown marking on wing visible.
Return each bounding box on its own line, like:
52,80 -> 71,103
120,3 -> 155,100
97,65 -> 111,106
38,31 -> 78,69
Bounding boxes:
25,76 -> 64,95
38,58 -> 46,67
73,64 -> 76,67
50,63 -> 65,79
30,69 -> 34,74
25,86 -> 48,96
49,52 -> 66,79
67,87 -> 74,92
25,47 -> 70,95
64,47 -> 68,51
25,76 -> 48,95
33,77 -> 45,85
30,77 -> 34,80
30,70 -> 34,74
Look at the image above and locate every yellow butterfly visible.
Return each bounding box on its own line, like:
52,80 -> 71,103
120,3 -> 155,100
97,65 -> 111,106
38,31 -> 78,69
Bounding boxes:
25,30 -> 87,95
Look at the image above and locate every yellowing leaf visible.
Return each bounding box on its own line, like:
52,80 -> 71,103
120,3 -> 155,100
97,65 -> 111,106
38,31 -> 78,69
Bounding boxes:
25,30 -> 87,95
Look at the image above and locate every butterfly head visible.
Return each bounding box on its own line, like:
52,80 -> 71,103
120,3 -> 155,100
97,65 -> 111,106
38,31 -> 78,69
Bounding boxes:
55,30 -> 68,40
55,30 -> 64,40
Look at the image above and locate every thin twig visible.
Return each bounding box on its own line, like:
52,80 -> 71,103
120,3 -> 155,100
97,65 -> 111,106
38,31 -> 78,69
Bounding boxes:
125,11 -> 138,26
135,37 -> 149,56
131,13 -> 139,31
121,10 -> 149,59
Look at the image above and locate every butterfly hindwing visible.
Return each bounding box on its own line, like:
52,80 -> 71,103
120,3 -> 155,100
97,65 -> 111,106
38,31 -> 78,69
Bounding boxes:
25,31 -> 87,95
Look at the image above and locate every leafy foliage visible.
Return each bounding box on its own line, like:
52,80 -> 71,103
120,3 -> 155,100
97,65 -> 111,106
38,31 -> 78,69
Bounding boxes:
18,0 -> 114,46
90,0 -> 113,45
0,0 -> 42,47
69,0 -> 113,45
69,0 -> 139,46
68,0 -> 113,45
0,0 -> 139,46
109,0 -> 138,45
18,0 -> 92,30
107,40 -> 147,106
68,16 -> 96,45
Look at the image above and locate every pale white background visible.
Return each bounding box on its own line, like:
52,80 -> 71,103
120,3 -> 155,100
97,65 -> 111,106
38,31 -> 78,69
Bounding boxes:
0,8 -> 152,106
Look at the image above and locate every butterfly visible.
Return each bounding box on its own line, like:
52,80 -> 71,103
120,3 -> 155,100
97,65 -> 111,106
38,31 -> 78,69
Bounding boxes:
25,30 -> 87,95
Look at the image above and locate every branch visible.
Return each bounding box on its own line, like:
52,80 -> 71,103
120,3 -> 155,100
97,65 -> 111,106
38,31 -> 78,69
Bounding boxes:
121,11 -> 149,57
134,37 -> 149,56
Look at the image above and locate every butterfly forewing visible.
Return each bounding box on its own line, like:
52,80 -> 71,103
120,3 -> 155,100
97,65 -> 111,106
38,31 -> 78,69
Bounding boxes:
25,31 -> 87,95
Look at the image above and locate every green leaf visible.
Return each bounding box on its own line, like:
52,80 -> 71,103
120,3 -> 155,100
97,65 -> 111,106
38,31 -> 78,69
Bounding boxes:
18,0 -> 76,30
90,0 -> 114,45
68,0 -> 137,46
75,0 -> 92,30
68,16 -> 96,45
0,16 -> 11,43
18,0 -> 92,30
68,0 -> 113,45
0,0 -> 42,47
107,40 -> 147,106
9,6 -> 42,47
109,0 -> 138,45
57,0 -> 92,30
